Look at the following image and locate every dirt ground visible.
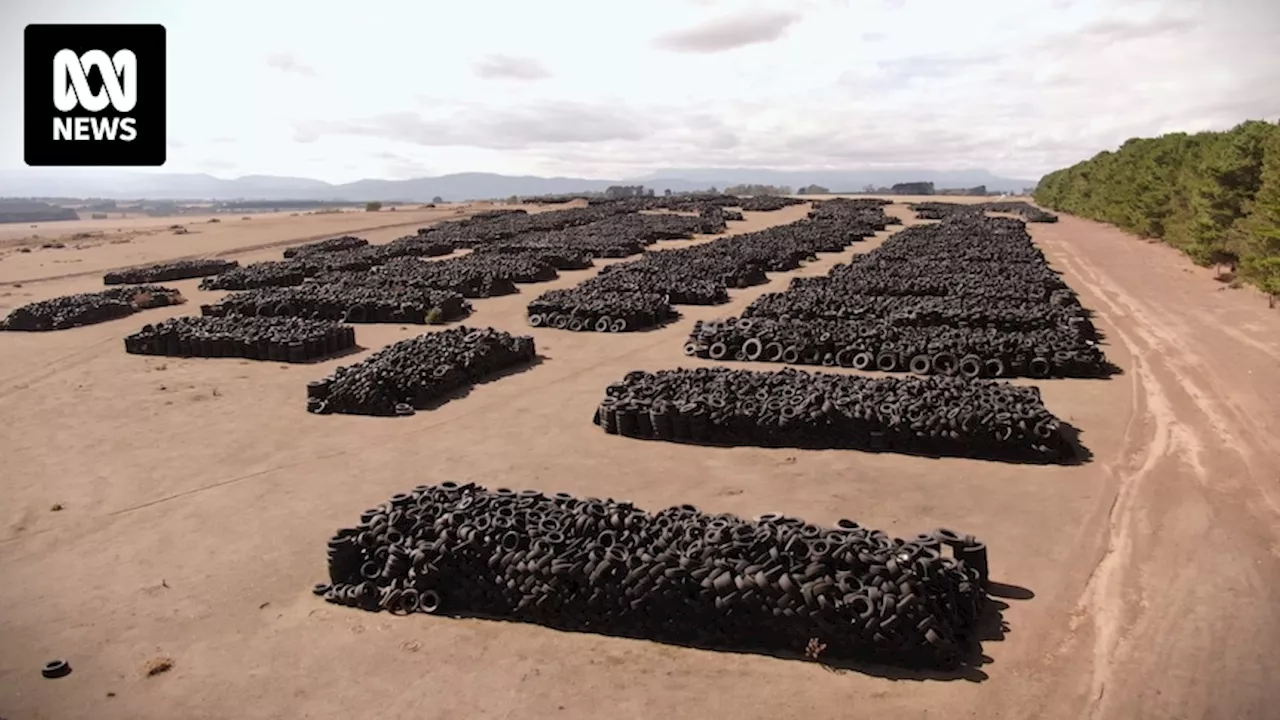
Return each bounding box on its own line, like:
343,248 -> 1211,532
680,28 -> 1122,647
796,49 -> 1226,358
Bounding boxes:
0,203 -> 497,285
1,200 -> 1278,720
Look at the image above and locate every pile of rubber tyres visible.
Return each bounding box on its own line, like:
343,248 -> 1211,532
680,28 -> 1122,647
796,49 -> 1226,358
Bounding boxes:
737,196 -> 808,211
1,286 -> 185,331
306,326 -> 535,416
319,482 -> 990,668
124,315 -> 356,362
198,255 -> 363,291
472,246 -> 594,271
527,205 -> 894,332
474,228 -> 647,259
453,210 -> 722,256
200,237 -> 456,291
202,282 -> 470,324
527,289 -> 674,332
912,201 -> 1058,223
593,262 -> 738,305
283,235 -> 369,258
688,317 -> 1103,378
322,255 -> 547,299
427,206 -> 625,247
103,259 -> 239,285
807,197 -> 895,222
593,367 -> 1070,462
744,294 -> 1091,333
375,233 -> 456,260
431,253 -> 558,285
689,215 -> 1109,378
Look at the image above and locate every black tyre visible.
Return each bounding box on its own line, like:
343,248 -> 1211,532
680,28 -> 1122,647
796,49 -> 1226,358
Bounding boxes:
419,589 -> 443,614
1029,357 -> 1051,378
932,352 -> 958,376
984,357 -> 1006,377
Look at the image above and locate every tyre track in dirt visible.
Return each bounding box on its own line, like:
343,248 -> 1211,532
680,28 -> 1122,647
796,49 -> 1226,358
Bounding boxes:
1029,216 -> 1280,720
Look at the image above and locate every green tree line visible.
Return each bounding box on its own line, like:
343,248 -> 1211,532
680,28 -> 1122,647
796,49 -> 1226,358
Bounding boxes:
1034,119 -> 1280,299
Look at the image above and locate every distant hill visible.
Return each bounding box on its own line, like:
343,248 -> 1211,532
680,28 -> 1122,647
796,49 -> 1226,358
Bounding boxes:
0,168 -> 1036,202
634,168 -> 1036,194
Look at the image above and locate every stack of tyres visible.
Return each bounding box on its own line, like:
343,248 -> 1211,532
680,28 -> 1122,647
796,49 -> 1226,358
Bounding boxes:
685,316 -> 1105,379
307,326 -> 536,416
320,482 -> 990,669
104,259 -> 239,285
689,215 -> 1111,379
283,235 -> 369,258
527,289 -> 674,332
0,286 -> 185,331
124,315 -> 356,363
592,366 -> 1073,463
527,205 -> 895,332
201,283 -> 470,325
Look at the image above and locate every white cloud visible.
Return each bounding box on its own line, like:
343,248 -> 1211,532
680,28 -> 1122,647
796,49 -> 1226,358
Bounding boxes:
652,10 -> 803,53
473,54 -> 552,81
265,51 -> 315,76
0,0 -> 1275,184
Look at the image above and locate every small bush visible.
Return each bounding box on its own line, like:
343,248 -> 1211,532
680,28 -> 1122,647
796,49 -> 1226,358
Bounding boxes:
366,202 -> 383,212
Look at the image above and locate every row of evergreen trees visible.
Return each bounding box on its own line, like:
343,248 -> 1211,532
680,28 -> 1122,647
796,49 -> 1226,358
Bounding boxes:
1034,119 -> 1280,299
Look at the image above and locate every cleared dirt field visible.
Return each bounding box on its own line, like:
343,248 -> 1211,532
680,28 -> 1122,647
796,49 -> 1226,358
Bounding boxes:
0,203 -> 496,285
1,201 -> 1278,720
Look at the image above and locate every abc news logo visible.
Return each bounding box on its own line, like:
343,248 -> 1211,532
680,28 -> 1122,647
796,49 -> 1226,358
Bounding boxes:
25,24 -> 166,166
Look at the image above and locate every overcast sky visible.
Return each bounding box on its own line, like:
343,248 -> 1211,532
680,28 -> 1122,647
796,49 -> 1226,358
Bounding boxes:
1,0 -> 1277,183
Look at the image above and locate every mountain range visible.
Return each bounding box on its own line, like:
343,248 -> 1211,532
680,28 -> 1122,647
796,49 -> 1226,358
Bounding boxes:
0,168 -> 1037,202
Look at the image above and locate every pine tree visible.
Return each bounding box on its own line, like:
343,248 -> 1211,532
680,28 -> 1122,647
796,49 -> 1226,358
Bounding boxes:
1035,119 -> 1280,299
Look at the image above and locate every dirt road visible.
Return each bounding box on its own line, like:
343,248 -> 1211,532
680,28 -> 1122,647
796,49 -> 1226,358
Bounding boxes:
1006,217 -> 1280,720
1,204 -> 1277,719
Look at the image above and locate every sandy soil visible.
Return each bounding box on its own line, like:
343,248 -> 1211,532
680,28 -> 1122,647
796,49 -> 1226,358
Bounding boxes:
0,204 -> 501,286
1,202 -> 1278,720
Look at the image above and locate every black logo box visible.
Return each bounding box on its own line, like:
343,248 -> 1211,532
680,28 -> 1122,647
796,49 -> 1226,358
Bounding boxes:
24,24 -> 166,167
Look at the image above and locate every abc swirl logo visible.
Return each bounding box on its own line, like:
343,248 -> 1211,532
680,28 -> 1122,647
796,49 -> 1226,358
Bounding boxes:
53,49 -> 139,141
